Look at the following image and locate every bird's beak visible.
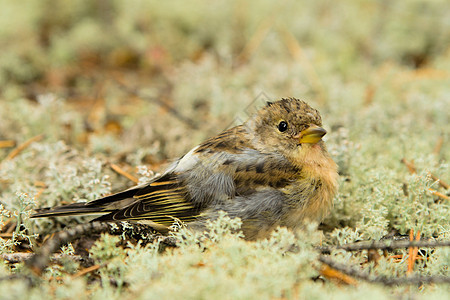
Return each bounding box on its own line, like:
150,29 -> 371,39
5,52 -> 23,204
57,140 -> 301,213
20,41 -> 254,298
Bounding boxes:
297,125 -> 327,144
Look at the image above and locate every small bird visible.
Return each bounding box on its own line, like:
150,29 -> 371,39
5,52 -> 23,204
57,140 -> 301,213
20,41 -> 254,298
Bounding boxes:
32,98 -> 338,240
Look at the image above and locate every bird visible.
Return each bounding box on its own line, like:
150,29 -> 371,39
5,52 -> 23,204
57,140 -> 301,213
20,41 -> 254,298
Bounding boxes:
32,98 -> 338,240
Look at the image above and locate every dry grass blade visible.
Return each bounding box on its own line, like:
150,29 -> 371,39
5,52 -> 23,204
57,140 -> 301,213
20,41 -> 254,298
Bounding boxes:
3,134 -> 44,161
110,163 -> 139,183
401,158 -> 417,174
407,229 -> 414,273
428,188 -> 450,201
72,265 -> 101,279
401,159 -> 448,191
407,229 -> 421,274
428,172 -> 449,190
319,264 -> 358,285
0,233 -> 14,238
0,140 -> 16,148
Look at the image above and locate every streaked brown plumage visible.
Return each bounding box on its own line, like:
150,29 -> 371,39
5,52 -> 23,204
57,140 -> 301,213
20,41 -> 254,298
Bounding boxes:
32,98 -> 338,240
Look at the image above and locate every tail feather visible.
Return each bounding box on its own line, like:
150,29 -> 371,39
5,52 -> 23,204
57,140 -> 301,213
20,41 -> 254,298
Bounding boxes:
30,187 -> 141,219
30,173 -> 181,220
31,204 -> 109,218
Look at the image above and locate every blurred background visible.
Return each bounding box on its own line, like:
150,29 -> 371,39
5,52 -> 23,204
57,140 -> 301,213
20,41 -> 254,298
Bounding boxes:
1,0 -> 448,157
0,0 -> 448,235
0,2 -> 449,296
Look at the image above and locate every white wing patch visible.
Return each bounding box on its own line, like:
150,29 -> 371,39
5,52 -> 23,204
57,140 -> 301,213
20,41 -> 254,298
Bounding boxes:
172,146 -> 200,173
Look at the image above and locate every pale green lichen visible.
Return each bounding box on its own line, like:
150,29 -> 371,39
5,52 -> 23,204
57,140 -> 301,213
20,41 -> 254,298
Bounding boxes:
0,0 -> 449,298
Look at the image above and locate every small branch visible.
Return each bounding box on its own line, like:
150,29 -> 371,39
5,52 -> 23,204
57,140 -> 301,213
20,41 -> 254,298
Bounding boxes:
2,252 -> 84,264
110,163 -> 139,183
2,252 -> 33,263
319,239 -> 450,253
26,222 -> 110,275
26,222 -> 171,275
4,134 -> 44,161
319,255 -> 450,286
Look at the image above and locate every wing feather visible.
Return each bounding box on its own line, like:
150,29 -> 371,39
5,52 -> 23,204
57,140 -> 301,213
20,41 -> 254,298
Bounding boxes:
92,174 -> 200,225
32,123 -> 299,230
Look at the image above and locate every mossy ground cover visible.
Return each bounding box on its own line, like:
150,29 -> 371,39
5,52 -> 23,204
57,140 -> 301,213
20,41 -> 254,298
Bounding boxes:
0,1 -> 449,298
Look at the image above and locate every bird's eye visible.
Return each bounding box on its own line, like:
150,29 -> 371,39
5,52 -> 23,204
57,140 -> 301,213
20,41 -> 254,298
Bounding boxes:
278,121 -> 288,132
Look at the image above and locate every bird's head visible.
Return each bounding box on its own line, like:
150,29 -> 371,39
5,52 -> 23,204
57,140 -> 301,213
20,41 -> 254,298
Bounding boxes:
246,98 -> 328,167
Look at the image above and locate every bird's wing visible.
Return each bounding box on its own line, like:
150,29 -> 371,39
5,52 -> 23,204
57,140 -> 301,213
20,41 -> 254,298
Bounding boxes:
92,172 -> 199,226
32,125 -> 298,227
195,125 -> 300,192
31,171 -> 200,228
91,125 -> 279,224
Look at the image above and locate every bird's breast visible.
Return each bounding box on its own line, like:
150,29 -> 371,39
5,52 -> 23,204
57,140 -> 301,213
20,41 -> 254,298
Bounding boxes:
282,150 -> 338,228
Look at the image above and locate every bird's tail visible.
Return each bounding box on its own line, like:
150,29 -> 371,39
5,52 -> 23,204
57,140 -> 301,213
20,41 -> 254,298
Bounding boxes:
30,187 -> 139,218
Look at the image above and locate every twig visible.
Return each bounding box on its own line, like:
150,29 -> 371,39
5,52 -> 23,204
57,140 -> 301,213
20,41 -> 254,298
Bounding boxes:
72,264 -> 101,279
319,255 -> 450,286
2,253 -> 84,264
110,163 -> 139,183
401,158 -> 417,174
26,222 -> 110,275
26,222 -> 171,275
2,252 -> 34,263
319,239 -> 450,253
4,134 -> 44,161
34,181 -> 47,187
